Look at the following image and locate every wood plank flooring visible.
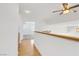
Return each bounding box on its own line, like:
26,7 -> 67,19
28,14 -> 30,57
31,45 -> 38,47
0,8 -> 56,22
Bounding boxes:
18,39 -> 41,56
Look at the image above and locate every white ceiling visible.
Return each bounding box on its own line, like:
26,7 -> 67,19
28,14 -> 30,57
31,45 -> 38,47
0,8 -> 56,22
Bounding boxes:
19,3 -> 79,25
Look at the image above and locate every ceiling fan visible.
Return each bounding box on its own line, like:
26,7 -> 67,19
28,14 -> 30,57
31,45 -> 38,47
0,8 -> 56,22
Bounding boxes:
52,3 -> 79,15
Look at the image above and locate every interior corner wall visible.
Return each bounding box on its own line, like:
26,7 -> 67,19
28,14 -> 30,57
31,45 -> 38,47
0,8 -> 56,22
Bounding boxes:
18,14 -> 23,42
0,3 -> 20,56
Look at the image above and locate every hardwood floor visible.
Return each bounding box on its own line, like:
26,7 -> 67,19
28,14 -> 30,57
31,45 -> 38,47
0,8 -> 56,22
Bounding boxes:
18,39 -> 41,56
33,45 -> 41,56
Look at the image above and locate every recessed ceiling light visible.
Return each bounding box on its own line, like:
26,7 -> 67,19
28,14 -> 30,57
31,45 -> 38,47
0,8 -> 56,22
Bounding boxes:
25,10 -> 31,14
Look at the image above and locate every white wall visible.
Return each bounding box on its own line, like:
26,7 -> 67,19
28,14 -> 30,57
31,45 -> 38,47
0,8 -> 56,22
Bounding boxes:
42,20 -> 79,36
0,3 -> 22,56
23,22 -> 35,35
34,20 -> 79,56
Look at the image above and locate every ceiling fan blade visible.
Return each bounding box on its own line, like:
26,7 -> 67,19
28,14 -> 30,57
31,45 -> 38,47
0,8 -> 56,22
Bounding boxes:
59,12 -> 63,15
69,4 -> 79,9
52,10 -> 63,13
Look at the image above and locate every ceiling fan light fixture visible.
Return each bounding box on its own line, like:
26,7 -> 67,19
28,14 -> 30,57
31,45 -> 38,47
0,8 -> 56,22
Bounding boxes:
63,3 -> 70,10
52,3 -> 79,15
63,10 -> 70,14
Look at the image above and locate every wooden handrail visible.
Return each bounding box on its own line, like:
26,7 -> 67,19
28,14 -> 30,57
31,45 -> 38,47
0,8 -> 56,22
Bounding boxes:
35,31 -> 79,42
